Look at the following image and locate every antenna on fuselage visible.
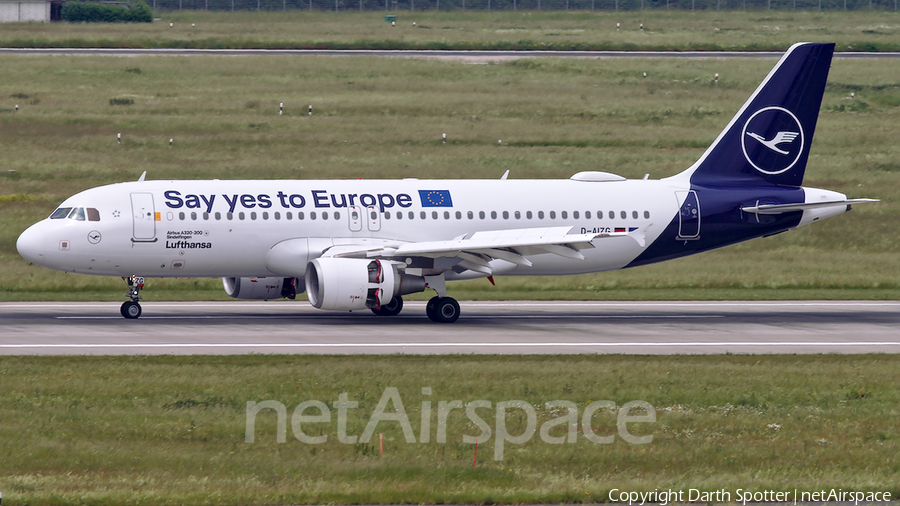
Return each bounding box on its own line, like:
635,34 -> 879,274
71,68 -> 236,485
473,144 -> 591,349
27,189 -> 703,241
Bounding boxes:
137,171 -> 147,182
500,170 -> 509,180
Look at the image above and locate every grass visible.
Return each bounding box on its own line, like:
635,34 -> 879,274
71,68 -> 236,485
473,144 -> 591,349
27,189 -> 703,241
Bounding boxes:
0,355 -> 897,505
0,52 -> 897,301
1,10 -> 900,51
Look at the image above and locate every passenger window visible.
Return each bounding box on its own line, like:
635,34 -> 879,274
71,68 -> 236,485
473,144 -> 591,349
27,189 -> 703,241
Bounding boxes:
50,208 -> 72,220
203,212 -> 209,221
192,212 -> 198,220
561,211 -> 568,219
384,212 -> 391,220
538,211 -> 544,219
432,211 -> 438,220
396,211 -> 402,220
620,211 -> 627,219
298,212 -> 305,220
609,211 -> 615,219
310,212 -> 316,220
514,211 -> 520,219
250,212 -> 257,220
322,212 -> 328,221
644,211 -> 650,219
286,212 -> 292,220
215,212 -> 221,220
179,212 -> 185,220
262,212 -> 269,220
502,211 -> 509,219
409,211 -> 414,219
274,212 -> 280,220
420,211 -> 426,220
239,212 -> 245,220
632,211 -> 638,219
491,211 -> 497,219
227,212 -> 233,221
573,211 -> 580,219
86,208 -> 101,222
334,212 -> 340,220
549,211 -> 556,219
526,211 -> 532,219
456,211 -> 462,219
444,211 -> 450,219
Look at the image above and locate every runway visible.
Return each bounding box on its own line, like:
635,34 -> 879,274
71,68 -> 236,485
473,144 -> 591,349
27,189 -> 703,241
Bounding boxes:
1,300 -> 898,355
2,48 -> 900,59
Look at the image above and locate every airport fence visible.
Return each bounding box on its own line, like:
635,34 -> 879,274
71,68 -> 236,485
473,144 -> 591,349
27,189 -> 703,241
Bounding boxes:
150,0 -> 899,12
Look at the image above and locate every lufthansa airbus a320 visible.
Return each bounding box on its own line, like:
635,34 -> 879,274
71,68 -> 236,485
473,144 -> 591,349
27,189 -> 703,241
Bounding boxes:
17,43 -> 877,322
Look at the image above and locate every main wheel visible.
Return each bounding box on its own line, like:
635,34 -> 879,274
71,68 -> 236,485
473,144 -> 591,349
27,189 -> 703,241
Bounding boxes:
121,301 -> 142,319
428,297 -> 460,323
371,296 -> 403,316
425,296 -> 440,321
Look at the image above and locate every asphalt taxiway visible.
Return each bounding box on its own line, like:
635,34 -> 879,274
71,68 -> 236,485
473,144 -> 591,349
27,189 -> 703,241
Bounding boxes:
1,300 -> 898,355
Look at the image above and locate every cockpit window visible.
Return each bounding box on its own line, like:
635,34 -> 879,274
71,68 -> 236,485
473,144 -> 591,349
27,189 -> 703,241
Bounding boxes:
50,207 -> 72,219
50,207 -> 99,222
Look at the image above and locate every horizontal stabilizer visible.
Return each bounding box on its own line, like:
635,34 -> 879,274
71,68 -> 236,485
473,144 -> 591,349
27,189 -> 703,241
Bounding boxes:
742,199 -> 879,215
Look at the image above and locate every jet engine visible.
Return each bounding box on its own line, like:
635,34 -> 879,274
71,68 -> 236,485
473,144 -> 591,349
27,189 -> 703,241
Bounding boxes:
222,277 -> 299,300
305,258 -> 425,311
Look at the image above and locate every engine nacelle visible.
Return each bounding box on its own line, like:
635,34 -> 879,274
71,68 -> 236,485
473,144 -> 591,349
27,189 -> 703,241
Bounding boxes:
306,258 -> 409,311
222,277 -> 299,300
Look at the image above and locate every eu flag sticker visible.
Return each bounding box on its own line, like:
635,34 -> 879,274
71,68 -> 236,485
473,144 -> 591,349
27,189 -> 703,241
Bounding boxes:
418,190 -> 453,207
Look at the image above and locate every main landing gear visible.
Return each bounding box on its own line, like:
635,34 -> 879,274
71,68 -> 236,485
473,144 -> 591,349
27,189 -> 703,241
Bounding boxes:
371,295 -> 404,317
368,294 -> 461,323
426,296 -> 460,323
120,275 -> 144,319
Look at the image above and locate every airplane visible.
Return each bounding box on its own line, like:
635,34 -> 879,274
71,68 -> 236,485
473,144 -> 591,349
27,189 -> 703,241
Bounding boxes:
16,42 -> 877,323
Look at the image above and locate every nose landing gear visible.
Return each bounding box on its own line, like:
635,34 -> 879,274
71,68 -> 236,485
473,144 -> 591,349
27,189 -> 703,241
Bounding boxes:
121,275 -> 144,319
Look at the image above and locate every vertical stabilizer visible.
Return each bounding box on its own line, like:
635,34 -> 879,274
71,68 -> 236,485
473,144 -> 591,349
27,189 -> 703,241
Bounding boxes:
678,42 -> 835,187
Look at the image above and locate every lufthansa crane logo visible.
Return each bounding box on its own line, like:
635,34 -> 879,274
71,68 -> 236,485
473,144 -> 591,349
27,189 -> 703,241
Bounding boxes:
741,106 -> 804,175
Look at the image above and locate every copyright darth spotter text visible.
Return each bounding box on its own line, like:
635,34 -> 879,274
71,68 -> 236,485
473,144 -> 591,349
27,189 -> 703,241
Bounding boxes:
609,488 -> 892,506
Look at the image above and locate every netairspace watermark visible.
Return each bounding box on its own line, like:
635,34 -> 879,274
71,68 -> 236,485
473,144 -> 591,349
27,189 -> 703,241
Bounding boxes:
245,386 -> 655,460
609,488 -> 893,506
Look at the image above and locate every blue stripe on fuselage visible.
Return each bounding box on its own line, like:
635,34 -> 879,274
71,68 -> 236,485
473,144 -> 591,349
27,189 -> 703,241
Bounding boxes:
626,184 -> 804,268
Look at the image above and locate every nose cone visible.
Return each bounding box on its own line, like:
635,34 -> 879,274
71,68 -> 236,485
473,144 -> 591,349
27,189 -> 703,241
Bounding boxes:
17,223 -> 47,265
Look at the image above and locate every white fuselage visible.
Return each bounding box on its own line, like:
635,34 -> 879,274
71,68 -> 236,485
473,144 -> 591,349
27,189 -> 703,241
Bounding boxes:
17,177 -> 687,280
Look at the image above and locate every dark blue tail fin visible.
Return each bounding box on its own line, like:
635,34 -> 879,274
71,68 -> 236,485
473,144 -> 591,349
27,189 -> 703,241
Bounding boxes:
682,42 -> 835,187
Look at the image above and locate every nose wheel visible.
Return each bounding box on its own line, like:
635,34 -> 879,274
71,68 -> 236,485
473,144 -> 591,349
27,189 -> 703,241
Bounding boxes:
121,275 -> 145,319
426,296 -> 460,323
121,300 -> 142,319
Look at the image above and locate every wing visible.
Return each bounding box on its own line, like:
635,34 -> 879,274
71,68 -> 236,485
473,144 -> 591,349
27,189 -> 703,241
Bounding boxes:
322,225 -> 648,276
